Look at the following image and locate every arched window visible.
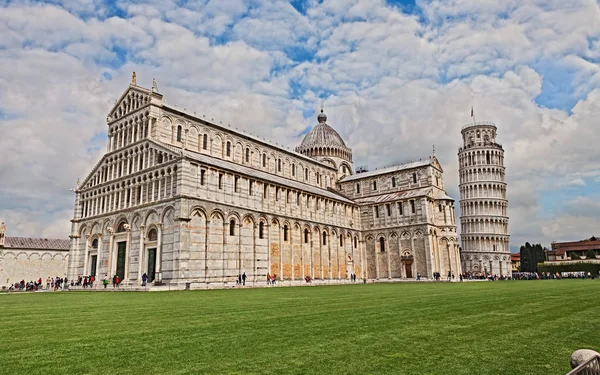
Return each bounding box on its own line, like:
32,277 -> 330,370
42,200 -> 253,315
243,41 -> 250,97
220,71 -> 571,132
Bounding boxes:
176,125 -> 182,142
117,221 -> 127,233
304,229 -> 309,244
91,239 -> 98,249
283,225 -> 288,241
354,236 -> 357,248
379,237 -> 385,252
202,134 -> 208,150
392,177 -> 396,187
259,222 -> 264,239
356,183 -> 360,193
339,235 -> 343,246
322,231 -> 327,245
148,228 -> 158,241
292,163 -> 296,176
412,173 -> 417,184
305,168 -> 308,180
373,181 -> 377,190
245,148 -> 250,162
229,219 -> 236,236
262,154 -> 267,167
226,141 -> 231,157
278,159 -> 282,172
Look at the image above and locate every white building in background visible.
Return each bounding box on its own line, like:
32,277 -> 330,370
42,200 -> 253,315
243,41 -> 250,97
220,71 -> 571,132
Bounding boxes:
458,121 -> 511,276
67,76 -> 460,288
0,221 -> 70,288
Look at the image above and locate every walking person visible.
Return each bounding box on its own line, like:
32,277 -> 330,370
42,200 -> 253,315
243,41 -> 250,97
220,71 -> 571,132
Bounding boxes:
242,272 -> 246,286
267,273 -> 271,285
103,275 -> 109,289
142,273 -> 148,287
115,275 -> 121,288
417,272 -> 421,281
112,274 -> 117,288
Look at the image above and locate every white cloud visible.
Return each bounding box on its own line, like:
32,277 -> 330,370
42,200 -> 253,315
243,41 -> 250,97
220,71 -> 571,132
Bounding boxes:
1,0 -> 599,252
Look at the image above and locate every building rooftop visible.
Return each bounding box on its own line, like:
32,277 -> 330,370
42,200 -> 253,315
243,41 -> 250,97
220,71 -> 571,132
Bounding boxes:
340,160 -> 432,182
352,187 -> 450,204
551,239 -> 600,252
157,141 -> 356,205
2,237 -> 70,251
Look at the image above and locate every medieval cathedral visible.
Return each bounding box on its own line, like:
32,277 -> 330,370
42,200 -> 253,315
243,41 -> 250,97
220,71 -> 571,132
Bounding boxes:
67,76 -> 462,287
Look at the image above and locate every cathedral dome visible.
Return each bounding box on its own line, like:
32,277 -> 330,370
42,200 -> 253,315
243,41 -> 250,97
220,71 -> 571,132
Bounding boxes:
295,109 -> 353,166
299,110 -> 347,148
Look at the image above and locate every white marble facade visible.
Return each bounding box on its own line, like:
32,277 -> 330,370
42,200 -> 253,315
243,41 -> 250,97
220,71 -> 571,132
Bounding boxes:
458,122 -> 511,276
68,79 -> 461,286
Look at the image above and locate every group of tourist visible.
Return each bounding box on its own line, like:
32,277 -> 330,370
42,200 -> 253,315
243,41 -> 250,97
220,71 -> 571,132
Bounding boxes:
266,273 -> 277,285
75,275 -> 96,288
432,271 -> 456,281
236,273 -> 247,286
513,271 -> 595,280
7,276 -> 67,292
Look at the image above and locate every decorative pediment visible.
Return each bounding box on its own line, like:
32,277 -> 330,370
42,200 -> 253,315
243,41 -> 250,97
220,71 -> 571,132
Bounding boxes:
107,85 -> 155,123
77,139 -> 181,191
430,156 -> 443,172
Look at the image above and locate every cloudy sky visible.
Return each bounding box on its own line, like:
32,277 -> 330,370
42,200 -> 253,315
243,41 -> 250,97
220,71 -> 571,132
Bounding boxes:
1,0 -> 599,250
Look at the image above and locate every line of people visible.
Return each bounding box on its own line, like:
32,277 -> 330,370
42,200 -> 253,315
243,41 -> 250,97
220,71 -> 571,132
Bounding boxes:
8,276 -> 67,292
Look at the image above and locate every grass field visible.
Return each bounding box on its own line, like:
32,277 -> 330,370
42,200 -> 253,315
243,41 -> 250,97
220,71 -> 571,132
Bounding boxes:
1,280 -> 599,375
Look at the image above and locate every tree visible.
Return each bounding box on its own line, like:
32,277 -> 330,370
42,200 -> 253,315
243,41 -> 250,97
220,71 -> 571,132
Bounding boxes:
520,242 -> 546,273
571,253 -> 581,260
586,249 -> 596,259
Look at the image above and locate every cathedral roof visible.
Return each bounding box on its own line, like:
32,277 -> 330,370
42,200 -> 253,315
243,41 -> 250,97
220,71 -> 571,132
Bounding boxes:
2,237 -> 70,250
157,141 -> 356,204
340,159 -> 432,182
299,110 -> 347,149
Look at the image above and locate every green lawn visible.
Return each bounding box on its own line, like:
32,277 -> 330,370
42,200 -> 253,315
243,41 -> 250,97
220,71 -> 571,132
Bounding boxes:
1,280 -> 598,375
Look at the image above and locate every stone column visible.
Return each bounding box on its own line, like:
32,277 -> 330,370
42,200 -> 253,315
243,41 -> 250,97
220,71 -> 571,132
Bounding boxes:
123,225 -> 131,282
156,224 -> 163,273
158,178 -> 162,201
82,235 -> 90,276
279,225 -> 283,281
375,243 -> 380,279
106,228 -> 115,278
138,225 -> 145,281
387,237 -> 392,279
310,232 -> 314,280
96,235 -> 103,279
328,233 -> 333,280
252,223 -> 257,284
291,228 -> 294,282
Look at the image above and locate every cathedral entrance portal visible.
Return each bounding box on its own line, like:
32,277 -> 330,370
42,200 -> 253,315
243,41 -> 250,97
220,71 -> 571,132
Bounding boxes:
147,248 -> 157,282
90,255 -> 97,277
116,242 -> 126,280
404,262 -> 413,279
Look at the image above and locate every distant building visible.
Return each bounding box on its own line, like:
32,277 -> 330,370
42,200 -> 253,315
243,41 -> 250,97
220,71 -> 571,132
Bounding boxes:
546,238 -> 600,262
510,253 -> 520,272
0,221 -> 70,288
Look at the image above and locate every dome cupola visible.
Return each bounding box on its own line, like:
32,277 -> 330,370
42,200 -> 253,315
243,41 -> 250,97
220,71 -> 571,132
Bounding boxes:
295,108 -> 353,178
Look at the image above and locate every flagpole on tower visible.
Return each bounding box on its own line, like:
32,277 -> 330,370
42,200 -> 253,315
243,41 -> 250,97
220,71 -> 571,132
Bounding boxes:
471,106 -> 476,124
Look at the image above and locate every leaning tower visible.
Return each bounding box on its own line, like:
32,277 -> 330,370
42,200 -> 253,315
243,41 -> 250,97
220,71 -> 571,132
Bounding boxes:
458,121 -> 510,276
